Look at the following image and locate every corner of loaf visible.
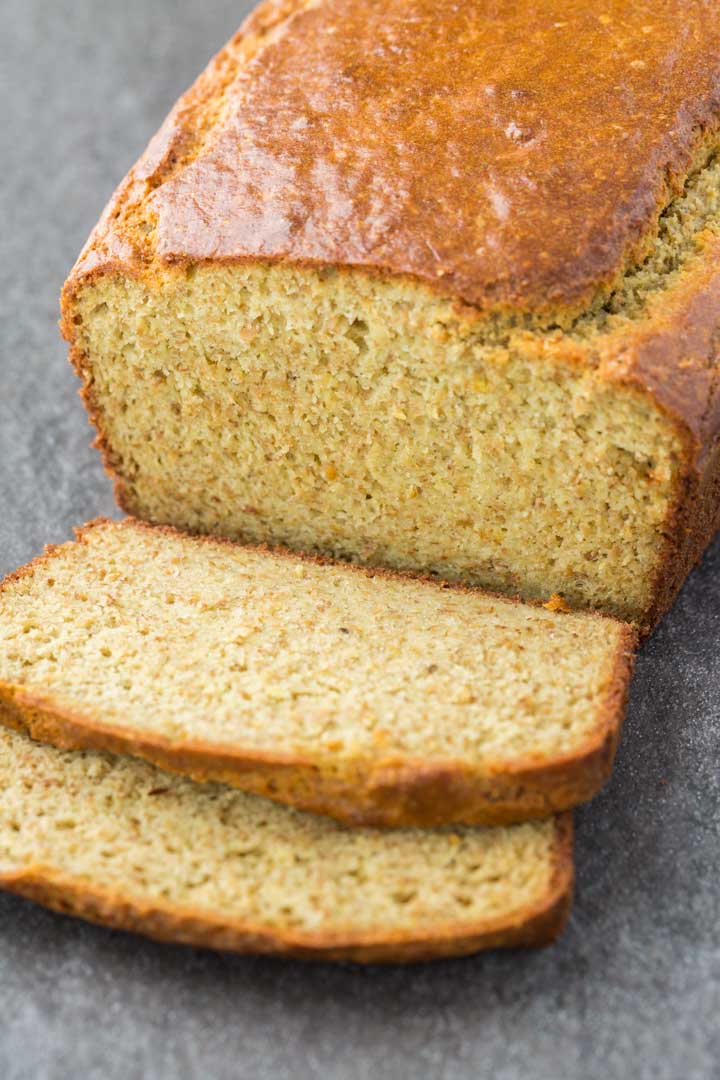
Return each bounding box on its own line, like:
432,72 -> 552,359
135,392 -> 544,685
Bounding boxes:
62,0 -> 720,630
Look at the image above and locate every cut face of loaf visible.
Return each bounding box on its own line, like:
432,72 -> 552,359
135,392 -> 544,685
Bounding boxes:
0,726 -> 573,962
0,519 -> 634,827
60,0 -> 720,631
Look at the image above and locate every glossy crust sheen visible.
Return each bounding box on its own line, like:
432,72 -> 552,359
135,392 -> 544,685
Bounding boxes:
0,519 -> 636,828
0,818 -> 574,963
59,0 -> 720,633
65,0 -> 720,314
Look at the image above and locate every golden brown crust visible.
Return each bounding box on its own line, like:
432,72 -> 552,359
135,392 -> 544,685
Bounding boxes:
595,234 -> 720,632
0,816 -> 573,963
644,433 -> 720,633
63,0 -> 720,318
594,234 -> 720,463
0,518 -> 635,827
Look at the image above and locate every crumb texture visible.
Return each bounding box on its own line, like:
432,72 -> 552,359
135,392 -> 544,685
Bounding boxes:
0,726 -> 563,943
72,259 -> 685,621
0,520 -> 627,774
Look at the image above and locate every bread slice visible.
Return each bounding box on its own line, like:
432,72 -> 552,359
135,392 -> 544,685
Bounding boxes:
0,518 -> 634,827
60,1 -> 720,631
0,726 -> 573,962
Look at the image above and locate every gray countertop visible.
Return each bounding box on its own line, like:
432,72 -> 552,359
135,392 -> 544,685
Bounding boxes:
1,2 -> 718,1076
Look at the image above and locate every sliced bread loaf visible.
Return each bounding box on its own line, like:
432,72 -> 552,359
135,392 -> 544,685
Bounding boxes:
0,726 -> 572,962
0,518 -> 635,827
61,1 -> 720,631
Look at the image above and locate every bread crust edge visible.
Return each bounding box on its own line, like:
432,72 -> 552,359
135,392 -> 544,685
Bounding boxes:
0,816 -> 574,964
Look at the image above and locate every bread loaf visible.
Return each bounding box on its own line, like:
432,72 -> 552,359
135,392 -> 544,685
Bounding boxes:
61,0 -> 720,631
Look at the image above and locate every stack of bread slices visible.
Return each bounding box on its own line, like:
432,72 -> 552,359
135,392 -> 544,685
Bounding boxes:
0,519 -> 633,962
3,0 -> 719,963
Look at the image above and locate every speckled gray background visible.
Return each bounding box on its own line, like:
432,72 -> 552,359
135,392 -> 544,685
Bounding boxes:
1,2 -> 718,1077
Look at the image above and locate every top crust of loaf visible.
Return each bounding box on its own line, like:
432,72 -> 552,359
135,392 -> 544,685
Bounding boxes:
64,0 -> 720,319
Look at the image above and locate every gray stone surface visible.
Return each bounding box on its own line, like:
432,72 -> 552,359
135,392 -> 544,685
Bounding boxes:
1,1 -> 718,1076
